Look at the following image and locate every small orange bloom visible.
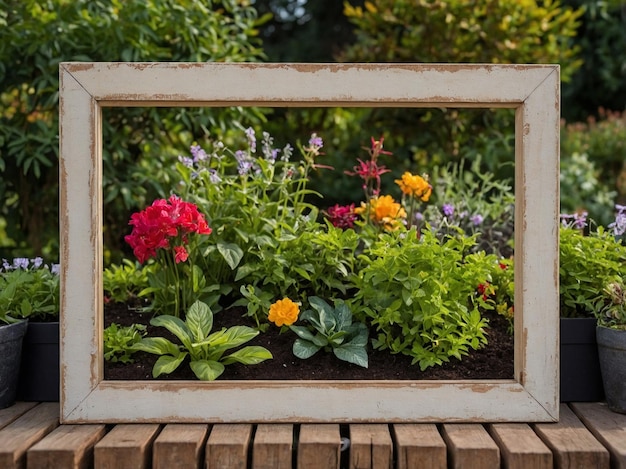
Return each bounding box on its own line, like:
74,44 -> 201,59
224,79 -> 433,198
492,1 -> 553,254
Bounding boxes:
356,195 -> 406,231
395,172 -> 432,202
268,298 -> 300,326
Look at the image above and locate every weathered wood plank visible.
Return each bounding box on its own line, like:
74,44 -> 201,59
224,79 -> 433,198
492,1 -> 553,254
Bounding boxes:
0,402 -> 59,469
0,401 -> 38,431
205,423 -> 252,469
442,423 -> 500,469
534,403 -> 610,468
392,424 -> 446,469
571,402 -> 626,468
348,424 -> 393,469
252,423 -> 293,469
488,423 -> 552,469
27,424 -> 106,469
93,423 -> 160,469
297,424 -> 341,469
153,424 -> 208,469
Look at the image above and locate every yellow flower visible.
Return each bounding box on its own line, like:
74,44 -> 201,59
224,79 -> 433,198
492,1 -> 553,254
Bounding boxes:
395,172 -> 432,202
268,298 -> 300,326
356,195 -> 406,231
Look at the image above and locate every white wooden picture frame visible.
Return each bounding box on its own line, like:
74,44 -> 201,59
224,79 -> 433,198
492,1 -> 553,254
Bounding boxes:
59,63 -> 560,423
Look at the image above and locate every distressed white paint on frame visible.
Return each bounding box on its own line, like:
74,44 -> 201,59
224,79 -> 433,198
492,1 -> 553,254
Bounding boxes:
59,63 -> 560,423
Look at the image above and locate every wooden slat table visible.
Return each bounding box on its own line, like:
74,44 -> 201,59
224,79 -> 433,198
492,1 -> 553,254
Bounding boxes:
0,402 -> 624,468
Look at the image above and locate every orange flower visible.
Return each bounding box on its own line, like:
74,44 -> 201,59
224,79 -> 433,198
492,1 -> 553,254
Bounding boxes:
268,298 -> 300,326
356,195 -> 406,231
395,172 -> 432,202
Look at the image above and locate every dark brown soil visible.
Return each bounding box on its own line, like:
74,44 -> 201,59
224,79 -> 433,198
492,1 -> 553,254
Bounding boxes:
104,300 -> 514,381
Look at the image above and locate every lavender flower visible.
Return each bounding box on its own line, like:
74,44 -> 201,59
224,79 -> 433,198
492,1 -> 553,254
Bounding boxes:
245,127 -> 256,153
471,214 -> 484,226
178,155 -> 194,168
190,145 -> 209,162
609,210 -> 626,237
442,203 -> 454,217
281,143 -> 293,162
13,258 -> 29,270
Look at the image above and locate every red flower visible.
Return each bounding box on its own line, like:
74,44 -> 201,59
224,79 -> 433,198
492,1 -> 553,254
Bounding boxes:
325,203 -> 358,229
125,195 -> 212,264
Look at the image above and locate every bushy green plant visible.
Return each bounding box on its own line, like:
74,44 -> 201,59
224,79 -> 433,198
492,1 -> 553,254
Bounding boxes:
348,228 -> 492,370
174,129 -> 330,290
561,109 -> 626,208
287,296 -> 369,368
0,257 -> 59,324
559,151 -> 617,227
103,323 -> 147,364
0,0 -> 268,258
103,259 -> 149,304
421,157 -> 515,258
593,279 -> 626,331
559,223 -> 626,318
133,300 -> 272,380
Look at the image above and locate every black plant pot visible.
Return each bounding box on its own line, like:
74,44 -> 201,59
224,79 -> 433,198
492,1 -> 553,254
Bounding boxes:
597,326 -> 626,414
560,317 -> 604,402
17,321 -> 60,402
0,320 -> 28,409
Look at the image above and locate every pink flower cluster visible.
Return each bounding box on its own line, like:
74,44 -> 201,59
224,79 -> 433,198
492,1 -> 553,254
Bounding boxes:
326,203 -> 358,229
125,195 -> 212,264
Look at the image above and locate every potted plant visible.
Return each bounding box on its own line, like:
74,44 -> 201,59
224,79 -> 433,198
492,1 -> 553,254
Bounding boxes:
593,205 -> 626,413
0,258 -> 60,402
0,307 -> 28,409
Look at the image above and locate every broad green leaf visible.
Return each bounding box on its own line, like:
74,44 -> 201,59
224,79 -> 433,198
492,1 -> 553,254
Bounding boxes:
185,301 -> 213,342
293,339 -> 321,359
222,346 -> 273,365
197,326 -> 258,349
217,242 -> 244,270
152,353 -> 187,378
190,359 -> 225,381
150,315 -> 193,350
132,337 -> 180,356
334,345 -> 369,368
289,325 -> 317,342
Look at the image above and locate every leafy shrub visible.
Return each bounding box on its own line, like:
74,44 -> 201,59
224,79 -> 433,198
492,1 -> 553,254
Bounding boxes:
561,109 -> 626,209
559,151 -> 617,227
559,225 -> 626,318
0,257 -> 59,323
348,228 -> 493,370
0,0 -> 267,259
103,323 -> 147,364
103,259 -> 148,304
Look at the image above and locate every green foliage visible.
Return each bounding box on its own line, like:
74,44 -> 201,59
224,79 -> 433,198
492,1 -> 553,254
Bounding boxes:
174,129 -> 330,292
594,279 -> 626,330
561,110 -> 626,208
132,300 -> 272,380
103,323 -> 147,364
422,157 -> 515,258
289,296 -> 369,368
261,0 -> 583,201
103,259 -> 149,303
349,228 -> 490,370
559,151 -> 617,227
235,223 -> 361,319
561,0 -> 626,121
0,258 -> 59,324
0,0 -> 267,258
559,226 -> 626,318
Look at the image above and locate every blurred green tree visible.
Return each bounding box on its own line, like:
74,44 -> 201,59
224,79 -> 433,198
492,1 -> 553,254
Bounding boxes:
0,0 -> 269,260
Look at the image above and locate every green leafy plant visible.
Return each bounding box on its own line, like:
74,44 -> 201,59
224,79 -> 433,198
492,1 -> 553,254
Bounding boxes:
103,323 -> 147,363
0,257 -> 59,324
288,296 -> 369,368
132,300 -> 272,380
349,228 -> 490,370
103,259 -> 148,304
559,224 -> 626,318
593,279 -> 626,331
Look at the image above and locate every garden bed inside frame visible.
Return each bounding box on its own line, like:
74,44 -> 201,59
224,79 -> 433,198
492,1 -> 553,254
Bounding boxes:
59,63 -> 560,424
